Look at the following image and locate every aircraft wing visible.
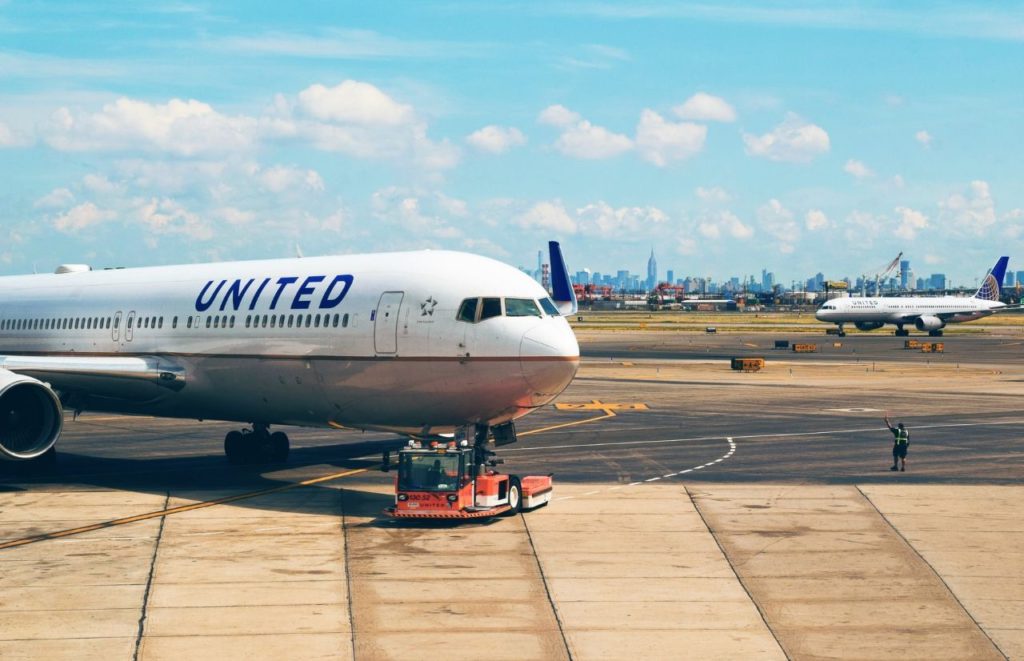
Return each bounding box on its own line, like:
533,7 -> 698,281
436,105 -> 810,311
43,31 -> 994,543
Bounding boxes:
0,354 -> 186,401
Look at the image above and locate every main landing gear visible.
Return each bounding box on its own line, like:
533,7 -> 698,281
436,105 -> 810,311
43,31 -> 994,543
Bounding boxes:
224,424 -> 289,465
928,330 -> 944,337
894,325 -> 909,337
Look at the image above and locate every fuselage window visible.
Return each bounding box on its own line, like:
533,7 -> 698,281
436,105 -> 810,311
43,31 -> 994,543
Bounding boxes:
261,315 -> 268,328
229,316 -> 235,329
172,316 -> 178,329
506,298 -> 542,317
74,318 -> 79,330
313,313 -> 320,328
187,316 -> 193,329
245,315 -> 251,328
539,298 -> 560,316
457,298 -> 478,323
305,314 -> 312,328
341,313 -> 348,327
206,316 -> 212,329
287,314 -> 294,328
278,314 -> 285,327
480,297 -> 502,321
270,315 -> 276,328
158,317 -> 163,329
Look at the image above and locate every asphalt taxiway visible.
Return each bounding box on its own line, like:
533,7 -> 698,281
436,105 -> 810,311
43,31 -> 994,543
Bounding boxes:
1,331 -> 1022,660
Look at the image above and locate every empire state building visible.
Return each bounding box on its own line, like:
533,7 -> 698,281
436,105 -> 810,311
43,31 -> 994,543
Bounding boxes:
646,248 -> 657,290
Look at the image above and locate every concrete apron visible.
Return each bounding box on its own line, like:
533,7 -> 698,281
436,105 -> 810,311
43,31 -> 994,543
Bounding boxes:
689,484 -> 1005,661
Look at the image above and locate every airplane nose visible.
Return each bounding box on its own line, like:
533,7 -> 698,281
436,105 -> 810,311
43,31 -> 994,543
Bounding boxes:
520,320 -> 579,402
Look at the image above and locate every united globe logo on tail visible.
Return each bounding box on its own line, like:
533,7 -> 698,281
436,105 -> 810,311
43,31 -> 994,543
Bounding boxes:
973,256 -> 1008,302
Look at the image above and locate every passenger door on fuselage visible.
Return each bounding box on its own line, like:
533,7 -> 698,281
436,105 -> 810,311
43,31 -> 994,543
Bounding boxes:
374,292 -> 403,354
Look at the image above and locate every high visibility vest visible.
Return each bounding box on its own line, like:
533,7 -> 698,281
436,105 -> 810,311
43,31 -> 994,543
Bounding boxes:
895,429 -> 909,444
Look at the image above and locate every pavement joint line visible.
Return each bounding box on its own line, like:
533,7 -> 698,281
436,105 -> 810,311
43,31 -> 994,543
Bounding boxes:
339,489 -> 358,661
686,484 -> 790,660
855,485 -> 1009,660
0,466 -> 372,551
520,514 -> 575,660
133,491 -> 168,661
500,418 -> 1024,453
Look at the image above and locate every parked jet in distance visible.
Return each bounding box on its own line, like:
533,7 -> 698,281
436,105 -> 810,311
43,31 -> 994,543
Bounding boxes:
815,256 -> 1009,337
0,242 -> 580,467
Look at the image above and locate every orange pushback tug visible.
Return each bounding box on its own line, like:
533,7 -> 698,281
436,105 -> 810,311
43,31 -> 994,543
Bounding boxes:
384,438 -> 553,519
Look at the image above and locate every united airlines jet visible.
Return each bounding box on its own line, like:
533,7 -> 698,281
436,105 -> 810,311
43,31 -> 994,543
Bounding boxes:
0,242 -> 579,467
815,256 -> 1009,337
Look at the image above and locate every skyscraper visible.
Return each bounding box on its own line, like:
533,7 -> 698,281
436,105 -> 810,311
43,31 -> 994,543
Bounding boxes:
646,248 -> 657,290
900,260 -> 910,290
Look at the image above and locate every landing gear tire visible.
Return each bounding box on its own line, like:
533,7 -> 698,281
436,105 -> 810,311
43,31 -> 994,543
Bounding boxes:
269,432 -> 290,463
895,328 -> 909,337
503,477 -> 522,516
929,330 -> 944,337
224,430 -> 246,465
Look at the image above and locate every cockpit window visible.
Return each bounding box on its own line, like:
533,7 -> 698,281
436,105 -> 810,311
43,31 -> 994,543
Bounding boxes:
457,298 -> 478,322
539,298 -> 560,316
480,297 -> 502,320
505,298 -> 541,317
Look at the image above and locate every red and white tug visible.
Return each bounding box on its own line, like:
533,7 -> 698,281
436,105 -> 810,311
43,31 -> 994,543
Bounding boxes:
385,439 -> 553,519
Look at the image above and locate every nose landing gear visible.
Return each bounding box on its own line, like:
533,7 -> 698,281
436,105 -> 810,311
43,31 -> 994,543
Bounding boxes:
224,424 -> 290,464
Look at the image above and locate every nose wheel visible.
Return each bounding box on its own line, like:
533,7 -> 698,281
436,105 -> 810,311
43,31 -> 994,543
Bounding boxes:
224,425 -> 290,464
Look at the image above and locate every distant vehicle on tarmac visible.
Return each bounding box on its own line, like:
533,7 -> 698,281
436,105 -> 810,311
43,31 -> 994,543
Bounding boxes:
814,256 -> 1009,337
0,241 -> 580,468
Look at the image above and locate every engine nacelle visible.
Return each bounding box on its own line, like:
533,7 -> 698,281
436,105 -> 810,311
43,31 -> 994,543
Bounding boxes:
854,321 -> 885,331
0,369 -> 63,461
914,315 -> 946,332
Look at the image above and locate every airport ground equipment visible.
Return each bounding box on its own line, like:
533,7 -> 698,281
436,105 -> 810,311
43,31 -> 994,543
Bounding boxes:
731,357 -> 765,372
921,342 -> 945,353
774,340 -> 790,349
792,343 -> 818,353
384,437 -> 553,520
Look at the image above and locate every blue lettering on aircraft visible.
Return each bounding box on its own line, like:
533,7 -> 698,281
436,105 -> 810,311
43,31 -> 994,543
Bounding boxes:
195,274 -> 355,312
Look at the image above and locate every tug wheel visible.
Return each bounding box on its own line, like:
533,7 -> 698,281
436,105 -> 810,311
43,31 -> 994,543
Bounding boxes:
503,477 -> 522,516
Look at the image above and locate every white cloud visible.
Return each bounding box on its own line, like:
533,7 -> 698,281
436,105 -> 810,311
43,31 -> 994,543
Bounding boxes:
915,130 -> 933,147
466,125 -> 526,154
216,207 -> 256,225
576,201 -> 668,237
842,210 -> 884,244
53,202 -> 116,232
34,187 -> 74,208
894,206 -> 928,239
757,199 -> 799,251
939,180 -> 995,236
0,121 -> 28,148
843,159 -> 873,179
698,210 -> 753,240
515,200 -> 578,234
255,165 -> 325,193
634,109 -> 706,166
297,81 -> 413,126
924,254 -> 943,265
370,187 -> 466,239
45,98 -> 257,156
674,92 -> 736,122
133,197 -> 213,240
537,104 -> 581,127
805,209 -> 829,231
743,113 -> 830,163
554,119 -> 632,160
82,173 -> 122,194
695,186 -> 730,203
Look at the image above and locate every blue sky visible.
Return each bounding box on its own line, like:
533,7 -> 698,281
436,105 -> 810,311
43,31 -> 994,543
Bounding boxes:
1,2 -> 1023,286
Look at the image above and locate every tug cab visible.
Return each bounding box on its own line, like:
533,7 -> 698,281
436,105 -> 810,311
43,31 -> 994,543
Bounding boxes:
385,439 -> 552,519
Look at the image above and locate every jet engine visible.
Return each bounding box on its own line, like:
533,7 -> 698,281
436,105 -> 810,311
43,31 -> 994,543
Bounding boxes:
914,315 -> 945,332
854,321 -> 885,331
0,369 -> 63,461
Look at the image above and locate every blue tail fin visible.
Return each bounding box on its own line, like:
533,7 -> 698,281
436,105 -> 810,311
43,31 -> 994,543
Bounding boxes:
548,240 -> 578,316
974,256 -> 1009,301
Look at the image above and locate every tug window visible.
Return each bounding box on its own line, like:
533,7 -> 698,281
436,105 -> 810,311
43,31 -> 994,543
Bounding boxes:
457,298 -> 478,323
480,297 -> 502,321
505,298 -> 542,317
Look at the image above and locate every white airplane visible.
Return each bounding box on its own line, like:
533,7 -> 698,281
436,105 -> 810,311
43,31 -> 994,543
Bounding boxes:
0,242 -> 580,467
815,256 -> 1009,337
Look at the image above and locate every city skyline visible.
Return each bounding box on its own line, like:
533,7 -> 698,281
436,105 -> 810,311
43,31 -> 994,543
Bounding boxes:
0,3 -> 1022,285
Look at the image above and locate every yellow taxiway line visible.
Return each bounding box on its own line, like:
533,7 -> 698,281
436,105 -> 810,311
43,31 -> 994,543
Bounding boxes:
0,466 -> 370,551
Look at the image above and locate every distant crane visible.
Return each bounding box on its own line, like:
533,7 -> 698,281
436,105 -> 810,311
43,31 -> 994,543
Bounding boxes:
861,251 -> 903,296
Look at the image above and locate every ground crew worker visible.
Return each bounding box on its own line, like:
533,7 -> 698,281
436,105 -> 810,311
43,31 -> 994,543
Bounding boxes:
884,415 -> 909,472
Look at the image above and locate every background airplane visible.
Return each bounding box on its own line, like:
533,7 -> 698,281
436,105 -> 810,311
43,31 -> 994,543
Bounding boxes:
0,242 -> 580,467
815,256 -> 1009,337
